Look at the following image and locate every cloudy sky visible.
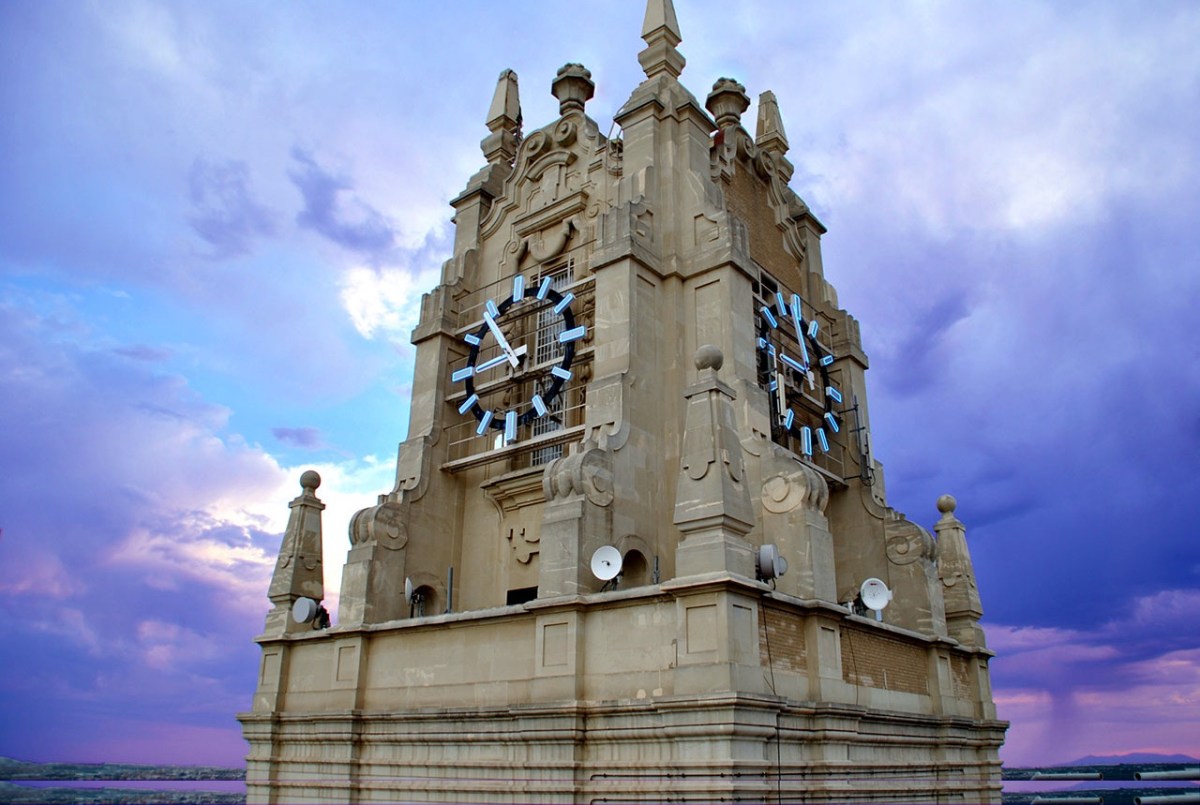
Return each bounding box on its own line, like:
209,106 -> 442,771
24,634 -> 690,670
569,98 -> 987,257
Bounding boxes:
1,0 -> 1197,769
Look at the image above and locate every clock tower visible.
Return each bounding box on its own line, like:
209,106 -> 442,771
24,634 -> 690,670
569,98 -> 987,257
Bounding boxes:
240,2 -> 1006,801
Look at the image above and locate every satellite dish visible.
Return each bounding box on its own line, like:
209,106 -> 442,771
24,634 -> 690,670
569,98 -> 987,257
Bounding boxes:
404,577 -> 414,601
757,544 -> 788,581
860,578 -> 893,621
292,597 -> 319,624
590,545 -> 623,581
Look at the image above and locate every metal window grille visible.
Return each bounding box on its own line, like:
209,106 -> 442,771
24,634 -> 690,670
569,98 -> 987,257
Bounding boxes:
528,260 -> 574,465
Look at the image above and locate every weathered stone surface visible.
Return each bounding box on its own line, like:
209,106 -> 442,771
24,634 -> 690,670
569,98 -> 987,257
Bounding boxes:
241,0 -> 1005,800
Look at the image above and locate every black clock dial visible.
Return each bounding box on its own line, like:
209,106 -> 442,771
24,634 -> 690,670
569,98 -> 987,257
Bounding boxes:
450,273 -> 584,443
756,291 -> 842,457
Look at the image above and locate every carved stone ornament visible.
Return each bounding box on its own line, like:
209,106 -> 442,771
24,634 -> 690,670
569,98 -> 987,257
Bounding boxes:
507,527 -> 540,564
761,463 -> 829,514
885,518 -> 937,566
543,441 -> 614,507
349,501 -> 409,551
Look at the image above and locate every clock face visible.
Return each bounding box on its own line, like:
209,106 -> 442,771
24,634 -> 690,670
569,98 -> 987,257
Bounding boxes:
756,291 -> 842,457
450,273 -> 584,444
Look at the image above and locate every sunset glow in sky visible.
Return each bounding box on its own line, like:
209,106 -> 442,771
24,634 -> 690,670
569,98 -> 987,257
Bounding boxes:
1,1 -> 1198,768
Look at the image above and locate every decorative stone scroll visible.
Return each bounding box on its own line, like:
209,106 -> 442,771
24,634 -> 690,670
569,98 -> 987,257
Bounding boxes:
543,439 -> 614,508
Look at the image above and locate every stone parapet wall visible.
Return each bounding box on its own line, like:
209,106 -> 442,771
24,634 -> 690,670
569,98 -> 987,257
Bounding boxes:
241,583 -> 1003,803
242,696 -> 1004,803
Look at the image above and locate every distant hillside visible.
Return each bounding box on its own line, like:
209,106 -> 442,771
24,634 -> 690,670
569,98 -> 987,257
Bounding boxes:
1066,752 -> 1200,766
0,758 -> 243,781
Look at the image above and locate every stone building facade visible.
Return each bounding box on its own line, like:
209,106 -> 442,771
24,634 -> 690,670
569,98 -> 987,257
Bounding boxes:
239,2 -> 1006,801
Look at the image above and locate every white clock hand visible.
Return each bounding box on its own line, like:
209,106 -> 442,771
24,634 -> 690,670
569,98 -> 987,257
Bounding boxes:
475,352 -> 512,373
483,312 -> 521,368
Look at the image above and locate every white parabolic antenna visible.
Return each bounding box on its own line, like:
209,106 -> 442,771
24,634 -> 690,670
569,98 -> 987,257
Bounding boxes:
757,544 -> 789,581
292,597 -> 319,624
590,545 -> 623,581
860,578 -> 893,612
404,576 -> 415,601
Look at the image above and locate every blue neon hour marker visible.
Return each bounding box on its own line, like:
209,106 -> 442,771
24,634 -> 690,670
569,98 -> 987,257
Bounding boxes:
512,275 -> 525,301
780,353 -> 806,373
826,386 -> 843,404
536,276 -> 553,300
824,412 -> 839,433
553,292 -> 574,314
808,320 -> 819,339
464,333 -> 481,346
559,325 -> 586,343
476,410 -> 494,435
783,409 -> 795,429
775,292 -> 788,317
816,428 -> 829,452
551,366 -> 572,380
485,299 -> 499,318
757,337 -> 768,350
821,354 -> 834,366
505,410 -> 517,442
458,394 -> 479,414
451,367 -> 474,382
761,306 -> 779,329
801,427 -> 813,456
790,295 -> 804,330
532,394 -> 548,417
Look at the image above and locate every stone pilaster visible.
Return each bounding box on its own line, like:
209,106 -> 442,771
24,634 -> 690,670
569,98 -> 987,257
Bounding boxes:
885,515 -> 948,637
338,498 -> 409,626
538,440 -> 615,596
674,346 -> 755,578
759,447 -> 836,601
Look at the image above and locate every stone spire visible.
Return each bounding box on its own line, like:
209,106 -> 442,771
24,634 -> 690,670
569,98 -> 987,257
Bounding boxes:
638,0 -> 685,79
935,495 -> 986,647
482,68 -> 522,164
755,90 -> 790,155
673,346 -> 755,578
264,470 -> 326,636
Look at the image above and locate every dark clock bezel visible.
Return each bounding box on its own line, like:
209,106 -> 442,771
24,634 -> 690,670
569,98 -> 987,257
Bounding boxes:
757,308 -> 842,443
462,287 -> 578,431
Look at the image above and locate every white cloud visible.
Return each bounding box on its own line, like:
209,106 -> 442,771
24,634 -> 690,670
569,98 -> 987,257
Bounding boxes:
340,265 -> 442,341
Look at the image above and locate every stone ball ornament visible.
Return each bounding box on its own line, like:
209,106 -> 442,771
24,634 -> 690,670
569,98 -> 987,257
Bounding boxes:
300,470 -> 321,492
694,344 -> 724,372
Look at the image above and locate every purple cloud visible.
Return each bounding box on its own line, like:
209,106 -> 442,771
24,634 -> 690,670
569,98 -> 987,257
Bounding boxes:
288,147 -> 395,258
272,426 -> 323,449
187,158 -> 277,259
0,295 -> 286,764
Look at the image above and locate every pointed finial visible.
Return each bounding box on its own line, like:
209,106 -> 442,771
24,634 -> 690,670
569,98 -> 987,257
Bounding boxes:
482,69 -> 522,164
755,90 -> 790,155
639,0 -> 686,79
